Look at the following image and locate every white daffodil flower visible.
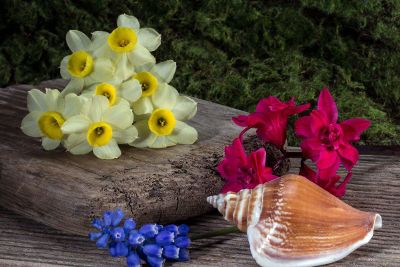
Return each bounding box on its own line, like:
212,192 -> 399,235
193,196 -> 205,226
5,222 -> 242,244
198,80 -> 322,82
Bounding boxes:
91,14 -> 161,81
131,85 -> 198,149
61,95 -> 138,159
81,79 -> 142,107
60,30 -> 115,95
21,89 -> 84,150
130,60 -> 177,115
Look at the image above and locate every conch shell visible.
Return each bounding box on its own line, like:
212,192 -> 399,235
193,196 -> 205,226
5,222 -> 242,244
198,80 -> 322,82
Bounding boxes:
207,174 -> 382,267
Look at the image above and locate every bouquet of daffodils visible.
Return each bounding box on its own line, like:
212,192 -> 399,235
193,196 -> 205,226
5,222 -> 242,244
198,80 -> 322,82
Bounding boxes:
21,14 -> 198,159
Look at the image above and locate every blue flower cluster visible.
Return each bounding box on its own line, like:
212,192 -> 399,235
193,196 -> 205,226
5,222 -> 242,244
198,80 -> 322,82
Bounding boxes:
89,209 -> 190,267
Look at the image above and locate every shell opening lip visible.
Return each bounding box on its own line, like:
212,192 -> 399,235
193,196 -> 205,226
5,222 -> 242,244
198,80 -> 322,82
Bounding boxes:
374,214 -> 382,230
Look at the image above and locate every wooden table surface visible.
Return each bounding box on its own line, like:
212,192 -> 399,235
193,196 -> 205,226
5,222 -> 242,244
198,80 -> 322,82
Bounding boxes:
0,148 -> 399,266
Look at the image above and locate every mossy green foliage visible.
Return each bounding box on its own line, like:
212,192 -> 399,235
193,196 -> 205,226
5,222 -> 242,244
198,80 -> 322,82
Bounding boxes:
1,0 -> 399,144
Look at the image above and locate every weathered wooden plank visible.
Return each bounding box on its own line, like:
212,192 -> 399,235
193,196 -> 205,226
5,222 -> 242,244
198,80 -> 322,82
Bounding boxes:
0,151 -> 399,266
0,79 -> 245,236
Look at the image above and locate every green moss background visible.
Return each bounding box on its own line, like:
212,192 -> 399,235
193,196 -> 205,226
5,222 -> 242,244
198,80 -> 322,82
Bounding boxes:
1,0 -> 399,145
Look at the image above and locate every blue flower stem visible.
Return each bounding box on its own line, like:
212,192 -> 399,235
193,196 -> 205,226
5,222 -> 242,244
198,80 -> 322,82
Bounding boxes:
190,226 -> 241,240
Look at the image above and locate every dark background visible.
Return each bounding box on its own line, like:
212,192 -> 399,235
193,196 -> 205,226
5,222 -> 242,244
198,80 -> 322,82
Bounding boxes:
1,0 -> 399,144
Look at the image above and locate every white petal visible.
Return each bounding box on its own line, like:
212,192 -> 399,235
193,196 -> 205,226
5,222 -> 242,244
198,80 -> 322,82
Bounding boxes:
55,92 -> 65,114
120,79 -> 142,102
102,103 -> 133,129
117,14 -> 140,29
168,121 -> 198,145
62,115 -> 91,134
127,44 -> 155,67
66,30 -> 91,52
44,89 -> 61,111
91,31 -> 115,59
27,89 -> 46,112
151,60 -> 176,83
130,119 -> 157,147
113,54 -> 134,81
134,62 -> 153,73
21,111 -> 42,137
83,83 -> 98,95
172,96 -> 198,121
61,78 -> 85,96
149,136 -> 176,149
117,98 -> 131,108
151,83 -> 178,109
86,58 -> 115,84
90,31 -> 109,51
138,28 -> 161,52
89,95 -> 109,122
113,125 -> 138,144
63,93 -> 86,118
132,97 -> 153,115
42,137 -> 60,151
64,133 -> 92,155
60,56 -> 71,79
93,139 -> 121,159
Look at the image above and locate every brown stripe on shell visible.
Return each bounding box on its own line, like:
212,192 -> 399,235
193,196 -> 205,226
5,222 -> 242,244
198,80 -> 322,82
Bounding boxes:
223,193 -> 237,223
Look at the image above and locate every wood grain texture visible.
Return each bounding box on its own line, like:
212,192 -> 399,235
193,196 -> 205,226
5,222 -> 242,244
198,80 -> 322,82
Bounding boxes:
0,79 -> 245,236
0,153 -> 399,266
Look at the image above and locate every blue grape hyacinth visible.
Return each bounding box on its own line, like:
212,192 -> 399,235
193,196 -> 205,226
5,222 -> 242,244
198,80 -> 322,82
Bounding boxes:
89,209 -> 191,267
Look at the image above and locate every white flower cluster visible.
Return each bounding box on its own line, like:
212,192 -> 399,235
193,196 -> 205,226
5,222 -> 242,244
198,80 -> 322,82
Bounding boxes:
21,14 -> 198,159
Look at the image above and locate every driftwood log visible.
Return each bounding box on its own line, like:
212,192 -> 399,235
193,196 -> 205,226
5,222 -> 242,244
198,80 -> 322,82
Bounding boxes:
0,79 -> 246,236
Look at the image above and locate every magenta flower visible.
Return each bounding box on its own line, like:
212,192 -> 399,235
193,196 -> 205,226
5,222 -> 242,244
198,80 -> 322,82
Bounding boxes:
217,138 -> 277,193
295,88 -> 370,179
299,162 -> 353,197
233,97 -> 310,149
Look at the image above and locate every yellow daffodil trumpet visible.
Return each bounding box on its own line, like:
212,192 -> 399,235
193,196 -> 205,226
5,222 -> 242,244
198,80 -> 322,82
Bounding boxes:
87,122 -> 113,147
134,71 -> 158,97
95,83 -> 118,105
148,109 -> 176,136
38,111 -> 65,140
108,27 -> 138,53
67,50 -> 94,78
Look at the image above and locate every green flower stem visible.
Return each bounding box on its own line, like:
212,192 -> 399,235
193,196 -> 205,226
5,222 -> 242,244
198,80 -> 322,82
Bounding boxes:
191,226 -> 241,240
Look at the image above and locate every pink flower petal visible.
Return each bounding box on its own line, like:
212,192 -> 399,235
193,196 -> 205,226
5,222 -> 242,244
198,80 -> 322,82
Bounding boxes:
248,148 -> 276,184
299,162 -> 318,183
256,96 -> 287,113
292,103 -> 311,115
251,148 -> 267,170
256,112 -> 287,148
217,138 -> 248,181
232,115 -> 249,127
295,116 -> 313,138
317,149 -> 340,177
309,110 -> 328,136
338,142 -> 359,171
217,138 -> 276,194
323,174 -> 342,189
340,118 -> 371,142
330,172 -> 353,197
317,88 -> 338,123
300,138 -> 321,161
